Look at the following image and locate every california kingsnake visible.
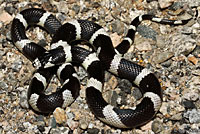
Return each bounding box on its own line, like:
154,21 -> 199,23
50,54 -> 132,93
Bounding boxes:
11,8 -> 192,128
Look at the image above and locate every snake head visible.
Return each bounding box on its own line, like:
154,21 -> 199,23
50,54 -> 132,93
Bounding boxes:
33,47 -> 66,69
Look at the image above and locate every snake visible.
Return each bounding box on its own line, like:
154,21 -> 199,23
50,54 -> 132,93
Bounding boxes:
11,8 -> 192,128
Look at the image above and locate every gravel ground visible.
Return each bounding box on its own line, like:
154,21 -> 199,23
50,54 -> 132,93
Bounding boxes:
0,0 -> 200,134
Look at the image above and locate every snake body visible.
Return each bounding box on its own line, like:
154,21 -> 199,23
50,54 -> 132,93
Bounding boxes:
11,8 -> 191,128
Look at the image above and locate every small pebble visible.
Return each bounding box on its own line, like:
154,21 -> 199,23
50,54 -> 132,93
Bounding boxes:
156,35 -> 166,48
182,92 -> 199,101
170,113 -> 182,121
183,109 -> 200,123
72,4 -> 80,14
110,91 -> 118,106
152,120 -> 163,133
182,100 -> 196,109
158,0 -> 175,9
0,11 -> 13,24
135,40 -> 152,51
0,81 -> 8,90
11,61 -> 22,72
49,127 -> 70,134
137,25 -> 157,41
67,119 -> 79,130
161,60 -> 172,67
152,51 -> 174,64
53,107 -> 67,124
110,20 -> 124,35
19,90 -> 29,109
79,119 -> 88,130
50,117 -> 57,128
87,128 -> 100,134
187,55 -> 198,65
16,111 -> 25,120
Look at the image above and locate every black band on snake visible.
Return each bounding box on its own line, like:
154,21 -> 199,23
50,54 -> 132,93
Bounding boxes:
11,8 -> 192,128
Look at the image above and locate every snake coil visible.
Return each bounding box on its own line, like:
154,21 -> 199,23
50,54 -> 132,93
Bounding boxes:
11,8 -> 192,128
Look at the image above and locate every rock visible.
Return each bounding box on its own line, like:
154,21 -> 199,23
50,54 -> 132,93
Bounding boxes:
182,91 -> 199,101
110,19 -> 124,35
111,7 -> 122,18
114,129 -> 122,134
132,88 -> 142,100
110,91 -> 118,106
52,1 -> 69,13
170,34 -> 197,56
187,55 -> 198,65
152,51 -> 174,64
0,81 -> 8,90
72,4 -> 80,14
168,2 -> 184,11
158,0 -> 175,9
49,127 -> 70,134
88,123 -> 94,129
170,113 -> 182,121
160,25 -> 170,34
79,119 -> 88,130
182,100 -> 196,109
161,59 -> 172,67
137,25 -> 157,41
0,11 -> 13,25
183,109 -> 200,123
187,76 -> 200,91
66,110 -> 75,120
156,35 -> 166,48
73,110 -> 82,121
159,129 -> 172,134
181,26 -> 193,35
19,90 -> 29,109
50,117 -> 57,128
160,101 -> 185,116
36,115 -> 45,122
135,40 -> 152,51
11,61 -> 22,72
66,119 -> 78,130
6,52 -> 21,63
152,120 -> 163,133
186,0 -> 200,7
4,6 -> 16,15
141,121 -> 153,130
16,111 -> 25,120
87,128 -> 100,134
53,107 -> 67,124
117,79 -> 132,94
23,122 -> 36,131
